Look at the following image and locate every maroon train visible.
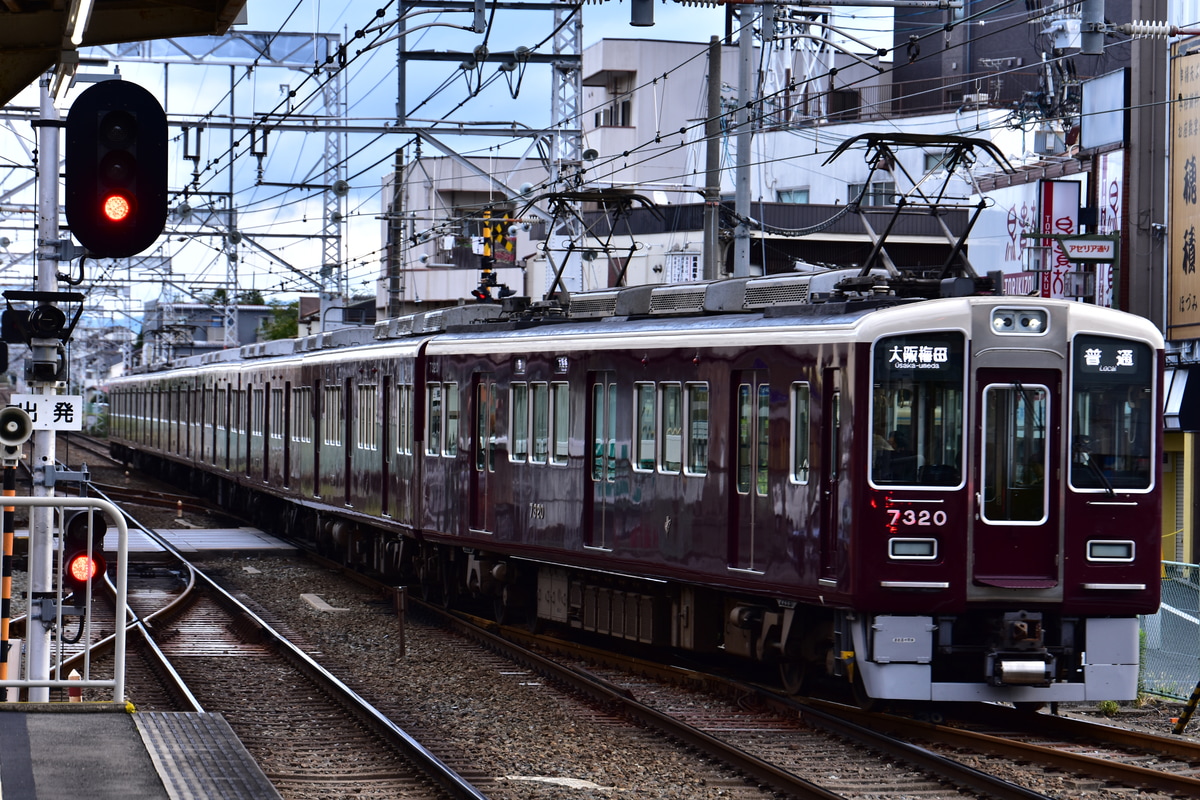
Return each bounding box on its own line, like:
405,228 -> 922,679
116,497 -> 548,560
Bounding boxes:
107,271 -> 1164,703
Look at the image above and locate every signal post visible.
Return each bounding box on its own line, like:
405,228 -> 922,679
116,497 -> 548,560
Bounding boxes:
14,73 -> 166,700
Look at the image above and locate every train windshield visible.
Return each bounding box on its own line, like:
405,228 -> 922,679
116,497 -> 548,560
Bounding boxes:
1070,334 -> 1154,491
871,332 -> 965,487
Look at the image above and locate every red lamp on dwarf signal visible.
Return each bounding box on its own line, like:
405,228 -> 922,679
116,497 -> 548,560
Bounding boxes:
65,80 -> 167,258
62,547 -> 106,609
61,507 -> 109,608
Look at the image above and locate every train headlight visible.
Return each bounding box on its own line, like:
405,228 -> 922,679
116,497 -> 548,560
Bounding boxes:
991,308 -> 1047,335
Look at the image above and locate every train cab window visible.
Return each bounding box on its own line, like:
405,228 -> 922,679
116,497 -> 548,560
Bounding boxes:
871,332 -> 965,488
790,383 -> 811,484
981,384 -> 1048,523
634,382 -> 656,472
511,383 -> 529,461
443,383 -> 459,456
551,382 -> 569,465
531,382 -> 549,463
661,383 -> 682,473
1070,335 -> 1153,491
686,382 -> 709,476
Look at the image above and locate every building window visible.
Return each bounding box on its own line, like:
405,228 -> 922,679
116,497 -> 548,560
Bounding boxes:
848,181 -> 896,206
777,188 -> 810,204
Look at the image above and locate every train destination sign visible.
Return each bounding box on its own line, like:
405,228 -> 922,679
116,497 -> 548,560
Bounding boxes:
7,394 -> 84,431
1074,335 -> 1147,378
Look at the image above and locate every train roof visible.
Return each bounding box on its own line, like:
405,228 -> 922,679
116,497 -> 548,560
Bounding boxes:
122,270 -> 1163,377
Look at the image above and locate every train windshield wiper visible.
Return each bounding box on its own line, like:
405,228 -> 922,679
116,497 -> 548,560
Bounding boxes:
1074,436 -> 1115,497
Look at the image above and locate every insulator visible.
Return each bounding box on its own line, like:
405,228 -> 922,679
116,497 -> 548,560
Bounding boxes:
1122,20 -> 1175,38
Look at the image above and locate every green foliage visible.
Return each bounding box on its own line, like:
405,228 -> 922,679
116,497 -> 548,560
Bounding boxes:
1096,699 -> 1120,716
260,300 -> 299,341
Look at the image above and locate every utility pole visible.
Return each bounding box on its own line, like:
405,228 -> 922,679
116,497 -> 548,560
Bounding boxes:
703,36 -> 723,281
1126,0 -> 1168,326
733,4 -> 756,278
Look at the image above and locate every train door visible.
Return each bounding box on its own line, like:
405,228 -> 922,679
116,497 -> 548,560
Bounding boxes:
730,370 -> 769,572
381,376 -> 390,515
819,368 -> 841,583
587,371 -> 618,549
470,375 -> 497,533
972,369 -> 1060,589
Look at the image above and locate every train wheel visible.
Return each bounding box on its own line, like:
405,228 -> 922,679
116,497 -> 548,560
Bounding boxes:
779,660 -> 807,695
851,669 -> 882,712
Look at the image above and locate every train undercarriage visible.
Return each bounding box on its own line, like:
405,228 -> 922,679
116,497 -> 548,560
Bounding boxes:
118,446 -> 1141,705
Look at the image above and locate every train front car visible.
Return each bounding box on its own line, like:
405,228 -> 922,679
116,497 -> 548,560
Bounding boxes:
850,297 -> 1163,704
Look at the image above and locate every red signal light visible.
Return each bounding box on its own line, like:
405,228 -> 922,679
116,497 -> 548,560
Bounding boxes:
63,549 -> 107,607
67,552 -> 101,583
103,194 -> 131,223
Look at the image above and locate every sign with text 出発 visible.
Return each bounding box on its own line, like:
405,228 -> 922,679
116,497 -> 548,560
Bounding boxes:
7,395 -> 84,431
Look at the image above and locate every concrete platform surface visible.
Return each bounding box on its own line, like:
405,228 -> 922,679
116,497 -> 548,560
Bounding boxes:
0,703 -> 280,800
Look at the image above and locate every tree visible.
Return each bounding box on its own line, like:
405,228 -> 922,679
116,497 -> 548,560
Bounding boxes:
260,300 -> 299,341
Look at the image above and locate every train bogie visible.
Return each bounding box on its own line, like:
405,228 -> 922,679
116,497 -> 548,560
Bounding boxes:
108,276 -> 1164,704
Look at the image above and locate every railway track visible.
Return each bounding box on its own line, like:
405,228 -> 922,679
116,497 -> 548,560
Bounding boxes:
50,488 -> 488,800
42,441 -> 1200,799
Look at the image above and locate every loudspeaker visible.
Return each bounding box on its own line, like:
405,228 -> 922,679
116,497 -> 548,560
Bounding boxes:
0,406 -> 33,448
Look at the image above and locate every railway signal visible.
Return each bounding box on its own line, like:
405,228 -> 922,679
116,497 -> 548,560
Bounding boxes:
61,508 -> 106,608
62,548 -> 106,608
64,80 -> 168,258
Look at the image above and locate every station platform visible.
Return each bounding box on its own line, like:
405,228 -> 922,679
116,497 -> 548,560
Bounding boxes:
104,526 -> 299,558
14,526 -> 298,559
0,703 -> 281,799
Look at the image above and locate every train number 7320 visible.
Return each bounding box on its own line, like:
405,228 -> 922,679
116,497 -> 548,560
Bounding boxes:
887,508 -> 948,527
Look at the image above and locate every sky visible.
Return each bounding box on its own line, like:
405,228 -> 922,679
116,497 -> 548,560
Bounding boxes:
0,1 -> 893,328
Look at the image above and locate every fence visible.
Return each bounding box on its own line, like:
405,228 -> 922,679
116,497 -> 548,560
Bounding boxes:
1141,561 -> 1200,699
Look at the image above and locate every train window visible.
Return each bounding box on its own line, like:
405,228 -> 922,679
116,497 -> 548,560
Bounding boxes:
981,384 -> 1048,523
592,381 -> 617,482
396,385 -> 412,455
635,382 -> 656,472
234,389 -> 246,435
270,389 -> 284,440
426,383 -> 443,455
790,383 -> 810,484
323,386 -> 343,446
871,332 -> 966,488
251,388 -> 265,437
511,382 -> 529,461
551,382 -> 569,465
661,383 -> 682,473
736,383 -> 769,495
686,382 -> 709,476
292,388 -> 312,444
531,382 -> 549,464
1070,335 -> 1153,491
443,382 -> 459,456
357,385 -> 378,451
